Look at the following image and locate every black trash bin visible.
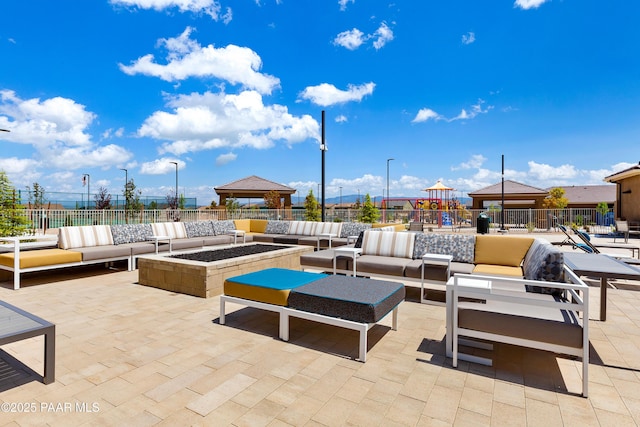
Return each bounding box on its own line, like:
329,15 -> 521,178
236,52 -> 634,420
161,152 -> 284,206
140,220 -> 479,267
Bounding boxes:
477,213 -> 490,234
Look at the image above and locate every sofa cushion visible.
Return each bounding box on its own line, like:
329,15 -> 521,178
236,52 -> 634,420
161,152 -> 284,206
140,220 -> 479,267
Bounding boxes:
361,230 -> 414,258
111,224 -> 154,245
523,238 -> 564,282
315,222 -> 342,236
474,235 -> 534,267
184,221 -> 215,238
288,221 -> 316,236
250,219 -> 268,233
356,254 -> 412,276
151,222 -> 188,239
413,233 -> 476,263
233,219 -> 251,232
340,222 -> 372,238
59,225 -> 114,249
72,245 -> 131,261
473,264 -> 524,277
212,220 -> 236,235
0,248 -> 82,268
265,220 -> 290,235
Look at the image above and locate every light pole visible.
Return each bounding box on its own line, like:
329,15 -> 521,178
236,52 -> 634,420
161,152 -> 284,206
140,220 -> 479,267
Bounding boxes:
501,154 -> 506,231
169,161 -> 178,208
82,174 -> 90,209
320,110 -> 327,222
0,129 -> 10,132
386,158 -> 394,221
339,186 -> 342,207
120,168 -> 128,210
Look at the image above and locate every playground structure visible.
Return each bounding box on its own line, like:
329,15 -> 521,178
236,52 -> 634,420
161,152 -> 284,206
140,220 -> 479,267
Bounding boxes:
417,181 -> 465,227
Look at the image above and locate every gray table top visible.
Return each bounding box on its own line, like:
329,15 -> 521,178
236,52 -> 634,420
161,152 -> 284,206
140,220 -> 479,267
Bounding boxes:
0,301 -> 54,341
564,252 -> 640,280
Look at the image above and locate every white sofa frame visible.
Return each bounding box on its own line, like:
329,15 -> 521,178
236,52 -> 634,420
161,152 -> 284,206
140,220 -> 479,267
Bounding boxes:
450,266 -> 589,397
219,294 -> 399,362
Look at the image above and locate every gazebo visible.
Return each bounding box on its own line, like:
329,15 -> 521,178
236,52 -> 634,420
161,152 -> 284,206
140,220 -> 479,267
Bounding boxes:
214,175 -> 296,209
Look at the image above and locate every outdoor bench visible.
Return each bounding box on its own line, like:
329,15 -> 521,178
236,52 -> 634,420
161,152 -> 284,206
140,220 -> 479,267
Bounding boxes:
219,268 -> 405,361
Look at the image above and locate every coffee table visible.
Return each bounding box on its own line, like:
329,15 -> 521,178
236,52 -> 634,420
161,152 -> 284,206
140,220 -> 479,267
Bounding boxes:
0,301 -> 55,384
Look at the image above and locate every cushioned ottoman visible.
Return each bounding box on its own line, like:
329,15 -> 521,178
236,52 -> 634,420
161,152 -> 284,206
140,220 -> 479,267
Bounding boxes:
288,275 -> 405,324
220,268 -> 404,361
224,268 -> 328,306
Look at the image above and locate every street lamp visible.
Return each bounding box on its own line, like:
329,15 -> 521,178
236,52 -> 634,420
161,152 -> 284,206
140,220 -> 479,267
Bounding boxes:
386,158 -> 394,220
0,129 -> 10,132
320,110 -> 327,222
169,161 -> 178,208
339,186 -> 342,207
82,174 -> 90,209
120,168 -> 128,210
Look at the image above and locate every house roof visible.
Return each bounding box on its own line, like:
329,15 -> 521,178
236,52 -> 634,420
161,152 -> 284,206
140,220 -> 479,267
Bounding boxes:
555,185 -> 616,204
468,180 -> 547,196
604,163 -> 640,183
214,175 -> 295,194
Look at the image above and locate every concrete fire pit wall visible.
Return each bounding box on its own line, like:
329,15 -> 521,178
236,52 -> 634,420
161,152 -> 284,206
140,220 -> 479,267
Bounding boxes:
137,244 -> 314,298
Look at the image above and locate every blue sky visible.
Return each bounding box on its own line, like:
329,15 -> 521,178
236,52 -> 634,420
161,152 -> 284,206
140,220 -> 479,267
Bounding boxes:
1,0 -> 639,206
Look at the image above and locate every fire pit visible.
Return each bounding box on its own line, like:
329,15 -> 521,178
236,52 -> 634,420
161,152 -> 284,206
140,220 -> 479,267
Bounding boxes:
137,243 -> 313,298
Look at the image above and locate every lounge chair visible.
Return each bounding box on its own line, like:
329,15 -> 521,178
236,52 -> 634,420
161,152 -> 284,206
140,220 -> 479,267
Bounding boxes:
408,221 -> 424,232
571,226 -> 633,259
613,220 -> 629,243
554,224 -> 594,253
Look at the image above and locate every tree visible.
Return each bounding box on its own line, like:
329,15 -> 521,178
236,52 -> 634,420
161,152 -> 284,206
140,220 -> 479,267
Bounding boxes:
542,187 -> 569,209
166,192 -> 178,209
94,186 -> 112,209
209,200 -> 218,208
0,171 -> 29,236
123,178 -> 143,221
225,194 -> 240,216
304,190 -> 320,221
264,190 -> 282,209
26,182 -> 46,209
358,193 -> 380,223
596,202 -> 610,225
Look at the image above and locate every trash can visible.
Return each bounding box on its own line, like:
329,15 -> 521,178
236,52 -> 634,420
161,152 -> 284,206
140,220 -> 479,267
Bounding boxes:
477,213 -> 490,234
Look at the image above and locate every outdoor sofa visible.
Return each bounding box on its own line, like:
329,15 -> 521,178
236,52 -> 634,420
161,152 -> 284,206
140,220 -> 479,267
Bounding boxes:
300,230 -> 566,302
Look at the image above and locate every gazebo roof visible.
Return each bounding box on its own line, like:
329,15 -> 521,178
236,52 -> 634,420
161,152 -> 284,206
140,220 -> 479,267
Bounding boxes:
468,180 -> 547,196
423,181 -> 454,191
214,175 -> 295,195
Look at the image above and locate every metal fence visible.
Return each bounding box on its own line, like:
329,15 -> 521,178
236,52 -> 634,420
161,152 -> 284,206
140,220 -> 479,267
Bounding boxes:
16,207 -> 616,235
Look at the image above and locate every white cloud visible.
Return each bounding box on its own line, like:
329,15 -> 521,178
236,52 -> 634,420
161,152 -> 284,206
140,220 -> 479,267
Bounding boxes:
412,108 -> 441,123
119,27 -> 280,94
461,31 -> 476,45
514,0 -> 549,10
333,22 -> 394,51
138,90 -> 320,155
139,158 -> 186,175
299,82 -> 375,107
452,154 -> 487,170
0,90 -> 133,171
338,0 -> 354,11
109,0 -> 231,21
413,99 -> 493,124
372,22 -> 394,50
335,115 -> 348,123
333,28 -> 366,50
216,152 -> 237,165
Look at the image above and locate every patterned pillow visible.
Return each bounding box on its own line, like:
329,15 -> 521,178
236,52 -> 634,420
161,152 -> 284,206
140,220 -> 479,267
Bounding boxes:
59,225 -> 114,249
265,220 -> 290,235
212,220 -> 236,235
417,234 -> 475,263
412,232 -> 429,259
184,221 -> 215,238
523,238 -> 565,283
152,222 -> 187,239
110,224 -> 153,245
361,230 -> 415,258
340,222 -> 372,238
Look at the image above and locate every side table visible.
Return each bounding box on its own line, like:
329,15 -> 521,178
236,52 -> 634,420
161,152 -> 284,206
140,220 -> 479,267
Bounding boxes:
333,247 -> 362,276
